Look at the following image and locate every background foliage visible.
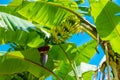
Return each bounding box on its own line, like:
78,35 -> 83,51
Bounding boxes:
0,0 -> 120,80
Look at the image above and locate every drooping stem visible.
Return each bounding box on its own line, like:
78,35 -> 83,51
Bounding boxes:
59,44 -> 79,80
80,23 -> 97,41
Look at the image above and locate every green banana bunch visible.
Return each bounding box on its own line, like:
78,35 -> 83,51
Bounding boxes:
50,15 -> 81,44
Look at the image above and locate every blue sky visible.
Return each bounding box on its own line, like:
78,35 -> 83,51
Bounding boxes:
0,44 -> 11,51
0,0 -> 120,80
0,0 -> 12,4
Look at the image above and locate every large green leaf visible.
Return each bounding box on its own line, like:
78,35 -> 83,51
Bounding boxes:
48,43 -> 77,61
72,40 -> 97,79
47,43 -> 77,80
17,1 -> 78,28
0,12 -> 45,48
0,27 -> 44,48
0,0 -> 78,28
89,0 -> 120,54
49,40 -> 97,79
52,61 -> 75,80
49,43 -> 76,62
89,0 -> 120,39
75,40 -> 97,65
0,12 -> 37,32
81,71 -> 94,80
0,75 -> 12,80
0,49 -> 53,79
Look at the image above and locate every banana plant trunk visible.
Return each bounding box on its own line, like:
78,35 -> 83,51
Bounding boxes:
109,53 -> 120,80
104,43 -> 120,80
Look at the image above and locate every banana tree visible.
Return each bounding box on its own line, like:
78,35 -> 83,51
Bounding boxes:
0,0 -> 120,80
